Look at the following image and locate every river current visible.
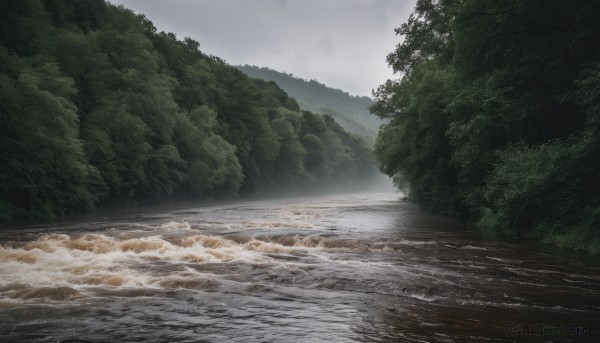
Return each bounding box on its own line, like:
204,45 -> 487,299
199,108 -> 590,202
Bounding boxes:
0,193 -> 598,342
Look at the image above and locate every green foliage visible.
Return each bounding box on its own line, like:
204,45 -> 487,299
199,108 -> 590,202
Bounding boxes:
374,60 -> 459,215
483,139 -> 587,235
374,0 -> 600,252
0,0 -> 377,220
237,65 -> 381,140
0,52 -> 105,219
301,133 -> 326,176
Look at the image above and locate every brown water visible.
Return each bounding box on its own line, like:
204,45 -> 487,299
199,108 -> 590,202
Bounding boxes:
0,193 -> 598,342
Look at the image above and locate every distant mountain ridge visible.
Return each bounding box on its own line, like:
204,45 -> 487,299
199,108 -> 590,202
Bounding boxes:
236,65 -> 382,140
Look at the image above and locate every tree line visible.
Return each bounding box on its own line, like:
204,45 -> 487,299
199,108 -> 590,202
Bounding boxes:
0,0 -> 377,220
237,65 -> 381,141
372,0 -> 600,253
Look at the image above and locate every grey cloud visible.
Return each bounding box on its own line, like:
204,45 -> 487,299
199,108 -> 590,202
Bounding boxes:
109,0 -> 415,96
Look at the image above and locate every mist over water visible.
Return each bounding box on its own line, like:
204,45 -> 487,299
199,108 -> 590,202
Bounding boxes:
245,174 -> 397,200
1,193 -> 599,342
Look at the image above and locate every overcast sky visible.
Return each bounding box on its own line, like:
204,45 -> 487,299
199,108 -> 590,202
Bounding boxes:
108,0 -> 416,97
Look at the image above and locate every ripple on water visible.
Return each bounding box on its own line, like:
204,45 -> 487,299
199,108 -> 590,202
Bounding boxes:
1,193 -> 599,342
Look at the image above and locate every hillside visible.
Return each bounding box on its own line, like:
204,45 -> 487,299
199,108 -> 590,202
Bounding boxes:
237,65 -> 382,140
0,0 -> 377,220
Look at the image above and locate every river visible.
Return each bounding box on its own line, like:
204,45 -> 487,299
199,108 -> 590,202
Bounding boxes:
0,192 -> 598,342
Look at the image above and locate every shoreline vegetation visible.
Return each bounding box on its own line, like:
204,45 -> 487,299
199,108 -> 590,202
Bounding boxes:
371,0 -> 600,255
2,0 -> 598,256
0,0 -> 378,221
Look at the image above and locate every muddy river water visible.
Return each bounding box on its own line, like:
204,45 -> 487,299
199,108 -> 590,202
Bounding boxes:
0,193 -> 598,342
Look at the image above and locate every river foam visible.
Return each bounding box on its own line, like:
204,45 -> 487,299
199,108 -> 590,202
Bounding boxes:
0,219 -> 434,301
1,193 -> 599,343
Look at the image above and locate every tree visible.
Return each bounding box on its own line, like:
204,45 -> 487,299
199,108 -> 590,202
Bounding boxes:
372,0 -> 600,250
0,54 -> 103,219
0,0 -> 378,219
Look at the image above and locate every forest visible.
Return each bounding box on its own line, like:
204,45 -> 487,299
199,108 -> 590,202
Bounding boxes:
372,0 -> 600,253
0,0 -> 377,220
237,65 -> 381,141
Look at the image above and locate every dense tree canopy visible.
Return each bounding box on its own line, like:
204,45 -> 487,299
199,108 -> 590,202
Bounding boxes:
237,65 -> 381,141
0,0 -> 377,220
372,0 -> 600,252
